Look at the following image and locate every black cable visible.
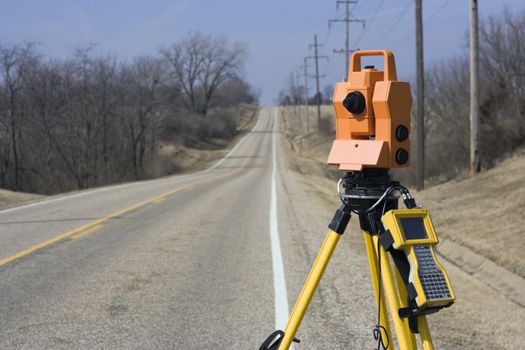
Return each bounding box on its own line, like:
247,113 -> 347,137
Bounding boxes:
373,199 -> 390,350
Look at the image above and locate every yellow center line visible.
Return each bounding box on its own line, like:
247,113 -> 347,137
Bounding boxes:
70,224 -> 103,240
0,183 -> 193,267
0,144 -> 255,268
151,197 -> 167,203
240,154 -> 252,168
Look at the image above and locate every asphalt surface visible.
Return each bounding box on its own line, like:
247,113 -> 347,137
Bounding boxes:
0,109 -> 280,349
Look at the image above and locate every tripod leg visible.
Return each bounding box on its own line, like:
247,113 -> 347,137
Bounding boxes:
395,269 -> 417,347
364,232 -> 393,346
374,234 -> 417,350
279,229 -> 342,350
418,316 -> 435,350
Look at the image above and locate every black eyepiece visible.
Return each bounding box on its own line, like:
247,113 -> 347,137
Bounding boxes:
343,91 -> 366,114
395,148 -> 409,165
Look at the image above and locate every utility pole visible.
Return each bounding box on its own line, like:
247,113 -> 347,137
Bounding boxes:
294,66 -> 302,105
415,0 -> 425,191
295,67 -> 303,125
470,0 -> 480,174
329,0 -> 365,79
307,35 -> 328,129
302,58 -> 310,133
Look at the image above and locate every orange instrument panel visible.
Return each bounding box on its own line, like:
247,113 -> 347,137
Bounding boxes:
327,50 -> 412,171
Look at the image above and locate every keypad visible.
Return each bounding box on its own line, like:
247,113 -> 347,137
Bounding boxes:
413,245 -> 452,301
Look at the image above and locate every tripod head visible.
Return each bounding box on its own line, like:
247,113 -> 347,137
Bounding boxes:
328,50 -> 412,171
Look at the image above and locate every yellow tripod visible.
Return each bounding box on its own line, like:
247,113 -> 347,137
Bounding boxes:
260,169 -> 454,350
261,50 -> 455,349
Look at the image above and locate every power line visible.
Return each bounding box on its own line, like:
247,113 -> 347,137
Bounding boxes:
426,0 -> 452,24
319,6 -> 343,50
306,35 -> 329,129
350,0 -> 362,12
389,0 -> 452,50
320,23 -> 333,50
369,1 -> 412,47
329,0 -> 365,79
354,0 -> 385,48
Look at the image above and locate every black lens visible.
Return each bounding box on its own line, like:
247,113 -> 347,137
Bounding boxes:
395,148 -> 409,165
343,91 -> 366,114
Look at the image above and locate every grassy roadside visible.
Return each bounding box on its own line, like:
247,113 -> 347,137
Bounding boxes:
158,105 -> 259,175
278,106 -> 525,349
0,189 -> 43,209
278,106 -> 525,280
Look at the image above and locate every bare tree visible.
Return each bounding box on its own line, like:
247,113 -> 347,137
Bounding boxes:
161,33 -> 246,115
119,56 -> 164,179
0,33 -> 256,194
0,42 -> 38,190
92,54 -> 118,180
323,84 -> 334,104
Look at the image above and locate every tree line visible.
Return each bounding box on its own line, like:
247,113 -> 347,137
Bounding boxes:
413,9 -> 525,182
0,33 -> 258,195
278,71 -> 334,106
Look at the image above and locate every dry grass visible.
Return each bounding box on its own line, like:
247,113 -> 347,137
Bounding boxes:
150,105 -> 258,178
279,105 -> 525,278
414,149 -> 525,278
0,189 -> 43,209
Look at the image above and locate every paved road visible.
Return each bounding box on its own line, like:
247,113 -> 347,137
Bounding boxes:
2,107 -> 523,350
0,109 -> 283,349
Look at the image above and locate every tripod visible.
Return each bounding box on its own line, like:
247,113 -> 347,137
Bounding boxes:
260,169 -> 451,350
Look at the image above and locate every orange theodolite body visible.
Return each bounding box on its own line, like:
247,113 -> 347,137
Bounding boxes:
327,50 -> 412,171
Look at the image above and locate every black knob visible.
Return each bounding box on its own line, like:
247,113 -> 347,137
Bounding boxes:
343,91 -> 366,114
395,148 -> 409,165
395,125 -> 409,141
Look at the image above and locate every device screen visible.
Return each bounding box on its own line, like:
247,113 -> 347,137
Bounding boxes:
400,217 -> 428,240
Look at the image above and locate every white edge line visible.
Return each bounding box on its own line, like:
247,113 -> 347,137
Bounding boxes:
0,112 -> 259,215
269,107 -> 290,330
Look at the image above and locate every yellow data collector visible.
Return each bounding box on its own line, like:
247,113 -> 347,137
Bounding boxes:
382,209 -> 455,309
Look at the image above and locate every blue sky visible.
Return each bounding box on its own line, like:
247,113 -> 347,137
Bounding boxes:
1,0 -> 523,104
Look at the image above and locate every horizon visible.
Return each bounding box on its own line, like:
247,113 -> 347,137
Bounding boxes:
1,0 -> 523,104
